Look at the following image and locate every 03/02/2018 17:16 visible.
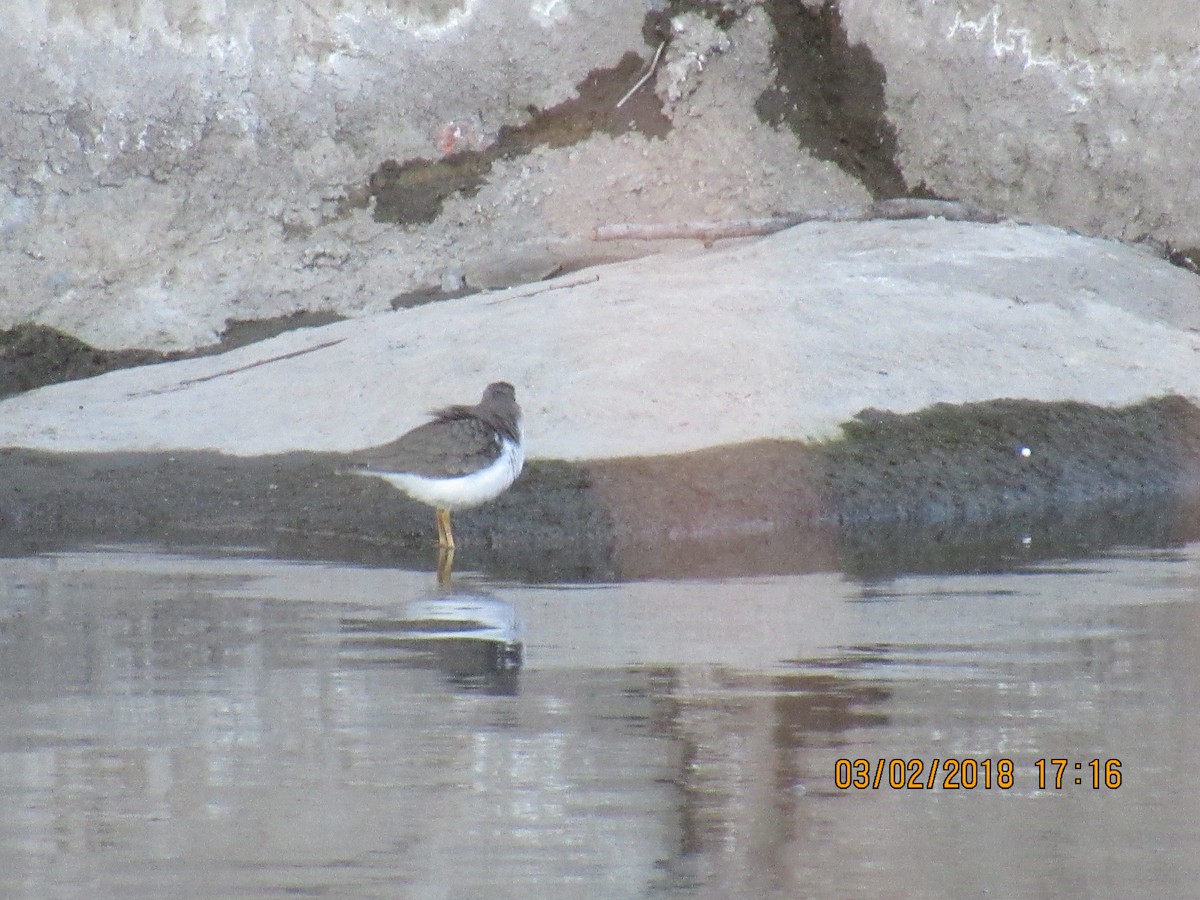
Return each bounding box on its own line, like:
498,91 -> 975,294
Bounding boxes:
833,758 -> 1123,791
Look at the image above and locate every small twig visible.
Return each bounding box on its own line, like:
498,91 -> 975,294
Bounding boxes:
484,273 -> 600,305
616,41 -> 667,108
131,338 -> 347,397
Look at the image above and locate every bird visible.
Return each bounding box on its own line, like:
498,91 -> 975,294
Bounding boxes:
350,382 -> 524,549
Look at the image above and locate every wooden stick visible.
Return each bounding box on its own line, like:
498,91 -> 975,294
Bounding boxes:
592,216 -> 809,243
591,200 -> 1006,243
616,41 -> 667,108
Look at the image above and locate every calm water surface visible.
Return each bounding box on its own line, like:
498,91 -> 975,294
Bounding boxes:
0,542 -> 1197,899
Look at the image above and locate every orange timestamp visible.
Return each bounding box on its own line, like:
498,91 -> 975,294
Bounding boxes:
834,758 -> 1123,791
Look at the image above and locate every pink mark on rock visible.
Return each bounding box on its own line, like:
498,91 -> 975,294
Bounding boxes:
435,122 -> 480,155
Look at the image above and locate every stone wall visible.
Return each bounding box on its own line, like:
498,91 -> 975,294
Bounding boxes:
843,0 -> 1200,247
1,0 -> 1197,350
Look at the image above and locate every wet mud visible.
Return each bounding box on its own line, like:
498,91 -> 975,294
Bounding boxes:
0,396 -> 1197,582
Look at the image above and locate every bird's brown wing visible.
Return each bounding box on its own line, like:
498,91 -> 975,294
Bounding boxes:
352,416 -> 501,478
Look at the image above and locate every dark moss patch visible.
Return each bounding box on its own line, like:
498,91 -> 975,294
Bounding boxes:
214,311 -> 346,352
822,396 -> 1200,525
0,325 -> 163,400
0,312 -> 347,401
369,156 -> 488,225
755,0 -> 907,199
370,52 -> 671,225
388,282 -> 475,311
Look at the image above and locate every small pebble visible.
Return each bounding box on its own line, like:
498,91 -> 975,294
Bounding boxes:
440,268 -> 466,293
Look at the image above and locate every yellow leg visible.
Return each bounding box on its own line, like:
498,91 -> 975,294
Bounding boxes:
435,508 -> 455,549
436,545 -> 455,585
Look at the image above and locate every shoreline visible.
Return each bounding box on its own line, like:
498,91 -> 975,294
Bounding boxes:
3,395 -> 1197,581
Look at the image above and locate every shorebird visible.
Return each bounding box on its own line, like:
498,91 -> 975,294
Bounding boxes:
351,382 -> 524,549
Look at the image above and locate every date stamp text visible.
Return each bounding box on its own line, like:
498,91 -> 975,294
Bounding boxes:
833,758 -> 1122,790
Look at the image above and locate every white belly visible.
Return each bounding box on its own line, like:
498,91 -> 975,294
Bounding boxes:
363,437 -> 524,510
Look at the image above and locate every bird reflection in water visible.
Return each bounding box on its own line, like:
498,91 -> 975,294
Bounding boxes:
340,590 -> 523,691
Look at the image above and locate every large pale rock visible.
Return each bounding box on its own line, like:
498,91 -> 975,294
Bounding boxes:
0,220 -> 1196,460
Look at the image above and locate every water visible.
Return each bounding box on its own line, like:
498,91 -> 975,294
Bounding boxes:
0,543 -> 1197,899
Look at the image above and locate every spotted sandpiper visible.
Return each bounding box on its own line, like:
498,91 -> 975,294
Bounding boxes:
351,382 -> 524,549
